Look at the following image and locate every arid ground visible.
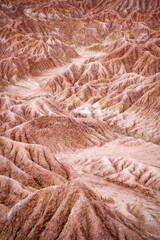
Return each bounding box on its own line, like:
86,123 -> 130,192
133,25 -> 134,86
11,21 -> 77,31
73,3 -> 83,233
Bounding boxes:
0,0 -> 160,239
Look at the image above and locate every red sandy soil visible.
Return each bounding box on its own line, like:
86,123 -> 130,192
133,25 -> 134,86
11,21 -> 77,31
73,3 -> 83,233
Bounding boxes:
0,0 -> 160,239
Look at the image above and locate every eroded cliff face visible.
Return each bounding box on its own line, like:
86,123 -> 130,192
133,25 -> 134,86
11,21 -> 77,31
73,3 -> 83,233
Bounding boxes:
0,0 -> 160,239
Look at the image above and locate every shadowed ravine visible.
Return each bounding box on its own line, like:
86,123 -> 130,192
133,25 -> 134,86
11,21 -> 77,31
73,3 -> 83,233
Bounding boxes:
0,0 -> 160,239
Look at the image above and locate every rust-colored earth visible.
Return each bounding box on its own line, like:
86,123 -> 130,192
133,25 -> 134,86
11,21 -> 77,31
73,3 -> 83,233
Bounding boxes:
0,0 -> 160,239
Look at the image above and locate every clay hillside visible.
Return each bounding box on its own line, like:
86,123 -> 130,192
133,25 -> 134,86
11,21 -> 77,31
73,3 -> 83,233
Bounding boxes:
0,0 -> 160,239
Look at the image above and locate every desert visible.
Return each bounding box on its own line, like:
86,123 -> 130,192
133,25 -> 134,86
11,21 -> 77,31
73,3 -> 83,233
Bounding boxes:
0,0 -> 160,239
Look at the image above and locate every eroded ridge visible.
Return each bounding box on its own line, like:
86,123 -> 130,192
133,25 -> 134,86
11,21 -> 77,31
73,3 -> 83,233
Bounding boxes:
0,180 -> 150,240
0,0 -> 160,239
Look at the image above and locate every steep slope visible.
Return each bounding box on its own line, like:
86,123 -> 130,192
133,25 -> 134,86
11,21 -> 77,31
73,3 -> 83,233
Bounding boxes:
0,180 -> 149,240
0,0 -> 160,239
0,136 -> 76,188
4,114 -> 116,152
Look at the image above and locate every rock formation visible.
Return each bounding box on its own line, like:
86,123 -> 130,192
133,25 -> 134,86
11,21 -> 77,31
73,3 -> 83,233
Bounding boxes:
0,0 -> 160,239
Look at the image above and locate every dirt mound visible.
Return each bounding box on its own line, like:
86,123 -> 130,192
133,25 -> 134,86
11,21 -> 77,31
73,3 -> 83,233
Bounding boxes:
4,114 -> 116,152
0,136 -> 77,188
0,0 -> 160,239
0,180 -> 145,240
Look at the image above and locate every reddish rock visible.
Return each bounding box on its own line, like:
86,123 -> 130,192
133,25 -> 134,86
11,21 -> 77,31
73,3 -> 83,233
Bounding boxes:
0,0 -> 160,239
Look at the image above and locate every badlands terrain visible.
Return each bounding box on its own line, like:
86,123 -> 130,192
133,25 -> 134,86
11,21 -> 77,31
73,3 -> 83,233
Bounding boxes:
0,0 -> 160,239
